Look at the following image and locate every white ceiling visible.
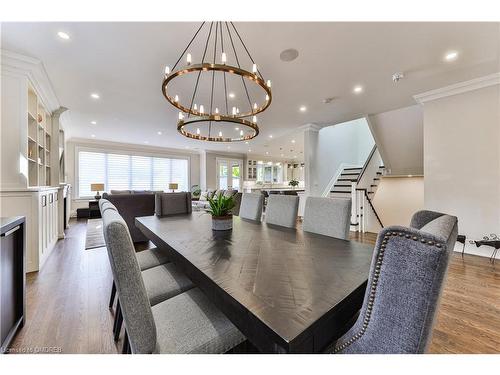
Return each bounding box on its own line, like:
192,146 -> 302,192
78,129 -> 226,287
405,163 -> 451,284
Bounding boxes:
1,22 -> 499,159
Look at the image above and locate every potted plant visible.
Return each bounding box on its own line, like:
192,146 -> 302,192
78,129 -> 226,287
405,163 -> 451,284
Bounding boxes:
288,179 -> 299,189
207,192 -> 236,231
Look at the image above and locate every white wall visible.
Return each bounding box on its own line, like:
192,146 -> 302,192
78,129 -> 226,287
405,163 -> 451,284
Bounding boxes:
420,82 -> 500,258
66,138 -> 200,215
312,118 -> 375,195
371,176 -> 424,231
368,105 -> 423,175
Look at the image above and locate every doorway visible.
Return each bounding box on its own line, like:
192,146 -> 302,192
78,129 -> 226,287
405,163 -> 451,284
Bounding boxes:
216,158 -> 243,191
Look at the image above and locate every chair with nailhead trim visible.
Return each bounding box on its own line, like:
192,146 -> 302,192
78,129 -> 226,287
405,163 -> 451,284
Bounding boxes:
331,210 -> 458,354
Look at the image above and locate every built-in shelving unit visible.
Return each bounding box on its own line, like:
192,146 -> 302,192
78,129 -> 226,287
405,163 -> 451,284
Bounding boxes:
27,84 -> 52,187
247,159 -> 257,180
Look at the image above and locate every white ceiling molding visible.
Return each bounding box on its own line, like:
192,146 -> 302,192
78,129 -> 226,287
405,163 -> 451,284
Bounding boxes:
1,49 -> 60,112
413,72 -> 500,104
299,123 -> 322,132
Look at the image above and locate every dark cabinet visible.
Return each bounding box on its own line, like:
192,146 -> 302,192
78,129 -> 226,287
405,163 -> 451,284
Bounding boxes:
1,216 -> 26,354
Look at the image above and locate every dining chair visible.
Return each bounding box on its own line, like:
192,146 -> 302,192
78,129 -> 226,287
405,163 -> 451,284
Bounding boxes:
332,210 -> 458,354
102,209 -> 194,341
265,195 -> 299,228
303,197 -> 351,239
155,192 -> 192,216
99,199 -> 174,310
102,208 -> 245,353
239,193 -> 264,221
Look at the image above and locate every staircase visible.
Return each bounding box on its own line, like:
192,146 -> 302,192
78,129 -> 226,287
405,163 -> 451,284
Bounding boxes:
328,146 -> 385,232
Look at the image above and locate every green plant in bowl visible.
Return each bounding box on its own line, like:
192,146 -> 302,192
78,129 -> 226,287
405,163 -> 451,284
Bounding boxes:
207,193 -> 236,230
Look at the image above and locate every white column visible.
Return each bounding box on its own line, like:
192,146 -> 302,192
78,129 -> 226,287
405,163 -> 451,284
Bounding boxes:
199,149 -> 207,191
301,124 -> 321,197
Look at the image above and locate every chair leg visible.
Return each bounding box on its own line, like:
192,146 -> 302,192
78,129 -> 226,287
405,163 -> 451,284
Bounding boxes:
109,281 -> 116,310
122,330 -> 130,354
114,300 -> 123,342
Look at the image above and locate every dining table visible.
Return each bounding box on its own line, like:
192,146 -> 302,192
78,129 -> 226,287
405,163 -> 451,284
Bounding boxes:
136,213 -> 374,353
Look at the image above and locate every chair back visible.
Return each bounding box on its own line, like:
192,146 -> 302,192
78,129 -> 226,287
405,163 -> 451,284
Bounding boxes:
265,195 -> 299,228
334,210 -> 458,354
155,192 -> 192,216
99,199 -> 117,214
102,209 -> 156,353
239,193 -> 264,221
303,197 -> 351,239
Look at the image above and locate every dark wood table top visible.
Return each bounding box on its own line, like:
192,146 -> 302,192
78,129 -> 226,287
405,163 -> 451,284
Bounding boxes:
136,214 -> 374,353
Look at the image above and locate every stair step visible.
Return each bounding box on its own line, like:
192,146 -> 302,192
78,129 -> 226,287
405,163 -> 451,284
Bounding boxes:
350,222 -> 359,226
373,178 -> 380,181
341,173 -> 359,176
334,184 -> 352,187
379,166 -> 385,168
376,172 -> 382,175
330,190 -> 352,193
370,184 -> 378,187
338,178 -> 357,182
344,167 -> 362,171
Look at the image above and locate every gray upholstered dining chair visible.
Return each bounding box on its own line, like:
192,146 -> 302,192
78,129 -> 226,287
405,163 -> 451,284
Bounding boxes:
155,192 -> 192,216
331,210 -> 458,354
102,208 -> 245,353
303,197 -> 351,239
101,205 -> 194,341
99,199 -> 117,213
265,195 -> 299,228
239,193 -> 264,221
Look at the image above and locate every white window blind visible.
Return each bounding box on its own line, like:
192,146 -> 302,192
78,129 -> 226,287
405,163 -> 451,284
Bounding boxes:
78,150 -> 189,198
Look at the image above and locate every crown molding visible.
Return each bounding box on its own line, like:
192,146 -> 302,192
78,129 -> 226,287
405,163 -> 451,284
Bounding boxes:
414,72 -> 500,104
1,49 -> 60,112
299,123 -> 322,132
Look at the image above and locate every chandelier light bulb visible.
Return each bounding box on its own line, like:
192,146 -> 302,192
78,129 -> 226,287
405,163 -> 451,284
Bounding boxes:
236,108 -> 240,114
218,131 -> 223,137
186,53 -> 192,65
252,64 -> 257,74
265,94 -> 269,101
252,115 -> 257,123
215,107 -> 219,114
266,80 -> 272,88
240,130 -> 244,136
253,103 -> 258,110
178,112 -> 184,120
199,105 -> 204,113
174,95 -> 179,102
196,128 -> 200,135
232,107 -> 237,115
164,66 -> 170,75
193,104 -> 198,111
221,52 -> 227,64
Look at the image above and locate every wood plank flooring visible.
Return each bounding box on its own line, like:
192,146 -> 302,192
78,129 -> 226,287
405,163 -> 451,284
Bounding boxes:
8,219 -> 500,354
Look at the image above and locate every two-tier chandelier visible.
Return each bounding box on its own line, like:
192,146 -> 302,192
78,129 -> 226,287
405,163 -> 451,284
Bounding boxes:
162,22 -> 272,142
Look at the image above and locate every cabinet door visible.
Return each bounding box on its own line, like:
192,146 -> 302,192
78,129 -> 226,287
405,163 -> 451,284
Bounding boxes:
40,194 -> 47,254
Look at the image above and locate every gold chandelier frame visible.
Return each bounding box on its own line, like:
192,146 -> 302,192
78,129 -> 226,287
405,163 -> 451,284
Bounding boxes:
161,21 -> 272,142
178,115 -> 259,142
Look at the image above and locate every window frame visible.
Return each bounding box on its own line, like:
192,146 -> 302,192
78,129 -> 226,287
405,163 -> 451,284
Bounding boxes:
75,145 -> 191,199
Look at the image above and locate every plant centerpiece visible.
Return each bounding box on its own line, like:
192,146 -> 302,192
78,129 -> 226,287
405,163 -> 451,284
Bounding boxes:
288,179 -> 299,189
206,192 -> 235,231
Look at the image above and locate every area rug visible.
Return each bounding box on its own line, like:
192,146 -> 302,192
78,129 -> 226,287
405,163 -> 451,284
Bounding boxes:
85,218 -> 106,250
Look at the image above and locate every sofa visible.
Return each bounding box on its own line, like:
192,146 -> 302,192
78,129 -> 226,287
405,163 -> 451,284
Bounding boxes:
102,191 -> 157,243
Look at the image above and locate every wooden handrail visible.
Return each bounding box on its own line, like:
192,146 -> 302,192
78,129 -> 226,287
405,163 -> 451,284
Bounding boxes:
356,144 -> 377,184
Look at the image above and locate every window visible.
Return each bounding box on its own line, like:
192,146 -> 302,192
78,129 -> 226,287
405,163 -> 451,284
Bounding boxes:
78,150 -> 189,198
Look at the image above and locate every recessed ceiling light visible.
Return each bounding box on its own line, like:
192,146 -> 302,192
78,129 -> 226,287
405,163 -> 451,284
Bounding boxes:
444,51 -> 458,62
90,93 -> 100,99
157,131 -> 162,135
299,106 -> 307,112
144,141 -> 149,144
291,139 -> 296,144
57,31 -> 70,40
227,146 -> 231,149
353,86 -> 363,94
293,155 -> 297,158
280,153 -> 284,157
269,135 -> 273,138
235,127 -> 239,131
91,134 -> 96,138
228,92 -> 235,99
266,151 -> 269,155
90,121 -> 97,125
248,149 -> 252,152
245,141 -> 249,144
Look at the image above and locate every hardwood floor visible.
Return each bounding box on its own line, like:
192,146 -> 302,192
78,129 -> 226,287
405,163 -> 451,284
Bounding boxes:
8,219 -> 500,354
